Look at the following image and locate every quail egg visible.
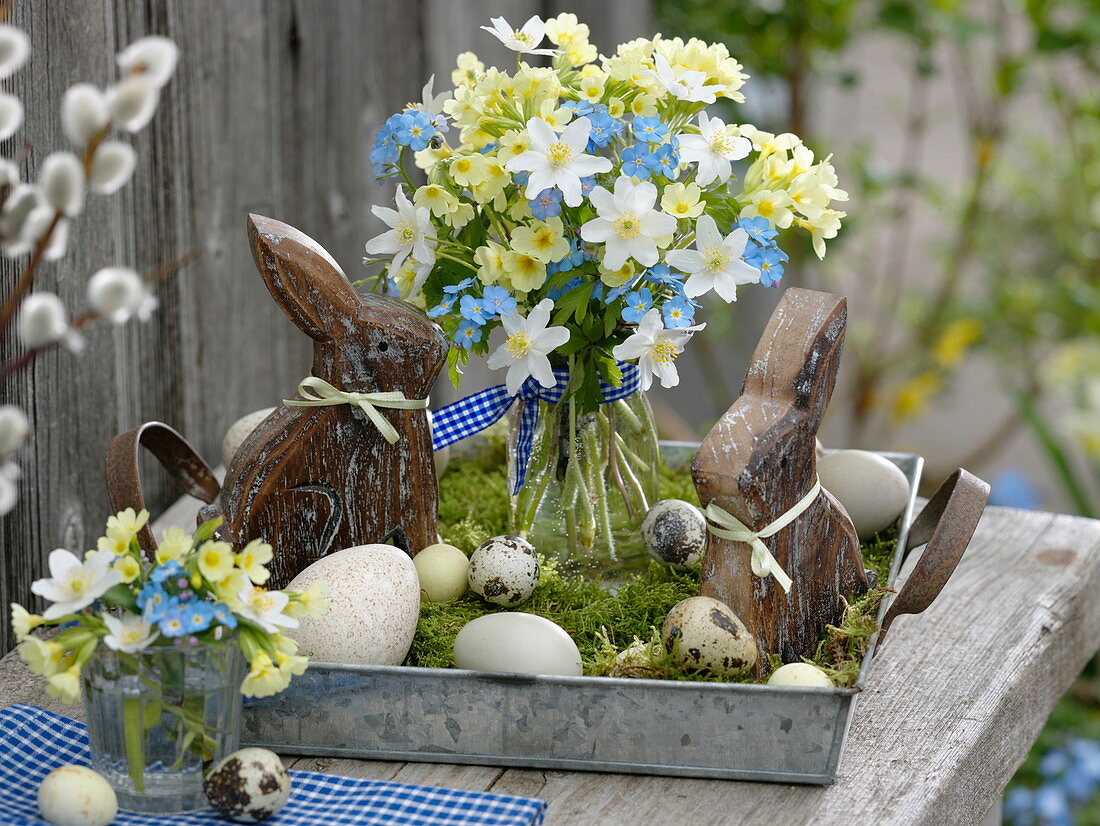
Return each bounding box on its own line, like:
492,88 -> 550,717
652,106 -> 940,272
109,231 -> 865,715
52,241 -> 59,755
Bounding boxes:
767,662 -> 835,688
641,499 -> 707,567
204,747 -> 291,822
661,596 -> 757,678
468,535 -> 539,606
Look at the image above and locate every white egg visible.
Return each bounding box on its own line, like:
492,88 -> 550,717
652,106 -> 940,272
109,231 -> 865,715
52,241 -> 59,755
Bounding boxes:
767,662 -> 835,688
287,544 -> 420,665
414,543 -> 469,602
818,449 -> 911,541
453,612 -> 582,676
467,535 -> 539,606
38,766 -> 117,826
641,499 -> 707,567
204,747 -> 291,822
661,596 -> 757,678
221,407 -> 276,467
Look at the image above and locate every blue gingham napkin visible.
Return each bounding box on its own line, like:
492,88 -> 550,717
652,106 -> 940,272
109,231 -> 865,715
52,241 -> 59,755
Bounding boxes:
0,705 -> 547,825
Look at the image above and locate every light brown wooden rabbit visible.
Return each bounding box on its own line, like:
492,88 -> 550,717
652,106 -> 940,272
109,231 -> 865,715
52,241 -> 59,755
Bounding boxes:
217,214 -> 448,588
692,288 -> 868,664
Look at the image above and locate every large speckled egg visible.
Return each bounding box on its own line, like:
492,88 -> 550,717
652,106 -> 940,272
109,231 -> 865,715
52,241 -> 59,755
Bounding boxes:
38,766 -> 116,826
286,544 -> 419,665
221,408 -> 275,467
767,662 -> 835,688
453,612 -> 582,676
204,748 -> 291,822
661,596 -> 757,678
413,543 -> 469,602
468,535 -> 539,606
818,449 -> 910,541
641,499 -> 707,567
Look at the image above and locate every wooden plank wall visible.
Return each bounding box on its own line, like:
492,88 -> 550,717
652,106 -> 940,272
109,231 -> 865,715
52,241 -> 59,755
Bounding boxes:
0,0 -> 649,650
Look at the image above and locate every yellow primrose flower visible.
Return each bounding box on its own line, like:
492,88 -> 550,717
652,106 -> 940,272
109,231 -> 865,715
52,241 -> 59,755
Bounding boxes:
272,633 -> 299,655
414,184 -> 458,218
475,241 -> 507,285
20,636 -> 64,677
460,126 -> 494,152
451,51 -> 484,87
241,652 -> 290,699
501,251 -> 547,293
892,371 -> 942,423
578,76 -> 604,104
275,650 -> 309,678
11,603 -> 43,642
198,540 -> 235,584
599,261 -> 636,288
113,555 -> 141,584
46,665 -> 81,705
661,182 -> 705,219
497,130 -> 531,163
471,159 -> 510,204
795,209 -> 844,259
510,218 -> 569,264
934,320 -> 983,368
96,507 -> 150,555
236,538 -> 273,585
155,525 -> 193,565
565,41 -> 598,67
216,569 -> 251,611
537,99 -> 573,131
414,143 -> 452,172
629,93 -> 659,118
286,580 -> 330,620
545,12 -> 588,47
579,63 -> 605,79
741,190 -> 794,229
605,98 -> 626,119
445,202 -> 476,230
450,153 -> 491,188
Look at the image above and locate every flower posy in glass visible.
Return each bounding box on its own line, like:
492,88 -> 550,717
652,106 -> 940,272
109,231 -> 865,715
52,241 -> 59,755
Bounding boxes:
363,13 -> 847,570
12,509 -> 328,813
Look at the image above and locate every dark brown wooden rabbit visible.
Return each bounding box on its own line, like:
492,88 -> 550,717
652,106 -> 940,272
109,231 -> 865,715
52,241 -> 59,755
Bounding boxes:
692,288 -> 868,664
218,214 -> 448,587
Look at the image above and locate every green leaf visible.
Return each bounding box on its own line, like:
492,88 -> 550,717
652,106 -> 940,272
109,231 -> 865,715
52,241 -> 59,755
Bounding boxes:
100,583 -> 140,613
551,281 -> 595,327
193,516 -> 223,544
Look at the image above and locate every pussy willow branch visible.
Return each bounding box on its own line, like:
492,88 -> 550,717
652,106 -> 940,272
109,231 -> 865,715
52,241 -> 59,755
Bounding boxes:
0,249 -> 199,381
0,124 -> 112,333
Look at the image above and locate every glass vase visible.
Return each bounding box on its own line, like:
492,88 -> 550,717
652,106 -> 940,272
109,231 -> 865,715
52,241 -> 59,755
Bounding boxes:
82,639 -> 245,814
509,390 -> 660,578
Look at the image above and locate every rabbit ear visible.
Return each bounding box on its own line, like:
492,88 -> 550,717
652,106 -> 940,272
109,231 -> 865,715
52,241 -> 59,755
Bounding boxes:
741,288 -> 846,432
247,214 -> 361,341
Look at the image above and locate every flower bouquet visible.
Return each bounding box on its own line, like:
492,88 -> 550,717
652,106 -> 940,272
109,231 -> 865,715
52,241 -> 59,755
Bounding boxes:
11,509 -> 327,812
363,13 -> 847,571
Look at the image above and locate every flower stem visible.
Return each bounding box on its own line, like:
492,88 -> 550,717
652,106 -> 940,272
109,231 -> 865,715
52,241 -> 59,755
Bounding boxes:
122,696 -> 146,792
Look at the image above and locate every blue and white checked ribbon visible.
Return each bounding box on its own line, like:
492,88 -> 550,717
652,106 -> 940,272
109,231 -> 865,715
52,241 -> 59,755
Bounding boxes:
431,363 -> 641,494
0,704 -> 547,826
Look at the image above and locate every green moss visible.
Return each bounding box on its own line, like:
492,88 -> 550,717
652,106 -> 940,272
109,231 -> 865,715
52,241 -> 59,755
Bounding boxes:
417,450 -> 902,687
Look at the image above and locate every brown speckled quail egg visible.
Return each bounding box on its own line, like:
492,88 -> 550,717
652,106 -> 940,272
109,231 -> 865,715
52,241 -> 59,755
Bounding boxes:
661,596 -> 758,678
468,535 -> 539,605
204,747 -> 291,822
641,499 -> 707,567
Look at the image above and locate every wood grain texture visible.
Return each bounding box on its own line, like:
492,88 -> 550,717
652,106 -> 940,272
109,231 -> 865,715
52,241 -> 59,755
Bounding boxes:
4,504 -> 1097,823
693,288 -> 867,663
218,215 -> 446,586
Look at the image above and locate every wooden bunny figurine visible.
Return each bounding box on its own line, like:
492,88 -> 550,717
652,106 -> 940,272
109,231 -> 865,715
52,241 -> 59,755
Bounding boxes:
218,214 -> 448,588
692,288 -> 868,664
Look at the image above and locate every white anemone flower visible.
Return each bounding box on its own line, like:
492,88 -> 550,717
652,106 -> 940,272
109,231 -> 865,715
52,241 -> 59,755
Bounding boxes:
613,309 -> 704,391
116,36 -> 179,87
664,215 -> 760,302
31,549 -> 122,620
505,116 -> 611,207
644,54 -> 724,104
236,585 -> 299,634
580,176 -> 676,271
418,74 -> 448,115
365,186 -> 436,283
103,614 -> 159,654
678,113 -> 751,187
0,24 -> 30,80
88,267 -> 157,323
480,16 -> 558,56
487,299 -> 570,396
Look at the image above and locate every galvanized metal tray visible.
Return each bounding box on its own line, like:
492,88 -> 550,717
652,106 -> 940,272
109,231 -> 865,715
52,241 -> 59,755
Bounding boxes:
242,446 -> 924,784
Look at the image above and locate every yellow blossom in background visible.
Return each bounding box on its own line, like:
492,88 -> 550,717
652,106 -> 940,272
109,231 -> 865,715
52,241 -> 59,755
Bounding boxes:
796,209 -> 845,259
215,570 -> 251,611
565,41 -> 598,67
578,76 -> 604,104
544,12 -> 588,47
451,155 -> 490,190
236,539 -> 273,585
20,637 -> 64,677
892,371 -> 943,423
445,202 -> 475,230
414,184 -> 458,218
96,508 -> 149,555
511,218 -> 568,263
475,241 -> 507,285
661,182 -> 705,219
241,652 -> 289,698
46,666 -> 81,704
934,320 -> 983,368
275,650 -> 309,678
502,251 -> 547,292
113,555 -> 141,584
11,603 -> 42,642
606,98 -> 626,119
629,93 -> 659,118
742,189 -> 794,228
155,526 -> 193,564
272,633 -> 299,655
497,129 -> 530,163
451,51 -> 483,87
536,99 -> 573,130
286,580 -> 330,619
599,261 -> 635,288
198,540 -> 235,584
414,143 -> 451,172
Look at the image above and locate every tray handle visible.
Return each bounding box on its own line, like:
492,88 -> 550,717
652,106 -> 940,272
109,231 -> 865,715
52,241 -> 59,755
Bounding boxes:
877,468 -> 990,645
105,421 -> 220,556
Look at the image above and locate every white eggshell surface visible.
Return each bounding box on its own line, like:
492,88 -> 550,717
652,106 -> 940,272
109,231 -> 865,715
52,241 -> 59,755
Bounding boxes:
287,544 -> 419,666
221,407 -> 276,467
767,662 -> 835,688
453,612 -> 582,676
38,766 -> 117,826
818,449 -> 911,541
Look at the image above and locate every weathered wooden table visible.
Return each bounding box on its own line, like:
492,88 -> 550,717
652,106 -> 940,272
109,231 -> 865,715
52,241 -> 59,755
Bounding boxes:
4,503 -> 1099,824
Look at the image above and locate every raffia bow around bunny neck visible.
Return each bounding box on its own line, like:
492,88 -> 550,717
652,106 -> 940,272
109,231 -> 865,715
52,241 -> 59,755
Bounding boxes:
284,376 -> 428,445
